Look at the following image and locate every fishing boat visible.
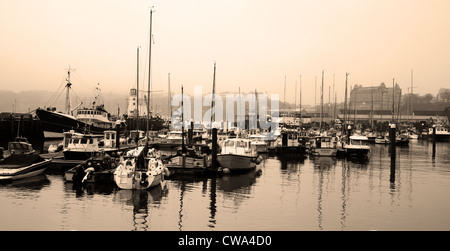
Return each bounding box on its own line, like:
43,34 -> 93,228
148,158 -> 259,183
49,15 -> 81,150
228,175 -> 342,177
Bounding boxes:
311,136 -> 337,157
217,138 -> 262,171
0,152 -> 51,181
344,135 -> 370,157
113,146 -> 165,190
4,137 -> 35,157
61,130 -> 133,161
35,69 -> 114,138
64,152 -> 119,184
273,130 -> 307,157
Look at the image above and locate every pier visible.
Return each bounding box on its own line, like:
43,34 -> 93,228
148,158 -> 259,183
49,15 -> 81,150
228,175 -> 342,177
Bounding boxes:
0,113 -> 43,148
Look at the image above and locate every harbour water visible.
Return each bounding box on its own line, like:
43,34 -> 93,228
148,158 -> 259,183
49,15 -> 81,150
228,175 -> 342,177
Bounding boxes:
1,139 -> 449,231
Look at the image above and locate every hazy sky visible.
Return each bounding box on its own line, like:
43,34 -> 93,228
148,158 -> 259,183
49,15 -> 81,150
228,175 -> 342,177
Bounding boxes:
1,0 -> 449,106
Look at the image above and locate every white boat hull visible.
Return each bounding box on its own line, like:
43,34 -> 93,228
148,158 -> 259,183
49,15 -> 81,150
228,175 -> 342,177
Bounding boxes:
313,147 -> 337,157
114,170 -> 163,190
217,154 -> 257,171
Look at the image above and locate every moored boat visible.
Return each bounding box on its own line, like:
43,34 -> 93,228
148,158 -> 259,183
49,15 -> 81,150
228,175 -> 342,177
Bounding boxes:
36,69 -> 114,138
374,135 -> 390,144
311,136 -> 337,157
113,146 -> 165,190
344,135 -> 370,157
217,138 -> 261,171
273,131 -> 307,157
64,152 -> 119,184
423,125 -> 450,142
0,153 -> 51,181
396,134 -> 410,146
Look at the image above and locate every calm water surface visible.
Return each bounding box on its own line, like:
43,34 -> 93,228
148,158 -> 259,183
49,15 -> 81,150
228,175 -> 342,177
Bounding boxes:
1,140 -> 449,231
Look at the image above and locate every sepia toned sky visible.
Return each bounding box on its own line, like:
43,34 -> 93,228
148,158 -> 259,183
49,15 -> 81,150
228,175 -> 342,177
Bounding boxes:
1,0 -> 449,106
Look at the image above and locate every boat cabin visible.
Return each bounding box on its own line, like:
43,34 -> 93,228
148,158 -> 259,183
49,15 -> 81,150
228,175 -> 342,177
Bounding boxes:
103,130 -> 117,148
63,132 -> 101,152
314,136 -> 335,148
8,137 -> 34,155
221,138 -> 256,156
348,136 -> 369,146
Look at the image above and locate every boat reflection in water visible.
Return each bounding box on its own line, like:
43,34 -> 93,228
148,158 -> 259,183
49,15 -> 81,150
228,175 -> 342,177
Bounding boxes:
113,187 -> 166,231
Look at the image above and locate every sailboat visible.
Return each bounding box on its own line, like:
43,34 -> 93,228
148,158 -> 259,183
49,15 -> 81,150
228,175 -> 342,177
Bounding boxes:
113,8 -> 166,190
113,146 -> 165,189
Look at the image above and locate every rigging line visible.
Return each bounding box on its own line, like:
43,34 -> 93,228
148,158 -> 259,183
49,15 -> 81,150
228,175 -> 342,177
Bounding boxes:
50,87 -> 67,108
45,72 -> 68,107
72,71 -> 96,93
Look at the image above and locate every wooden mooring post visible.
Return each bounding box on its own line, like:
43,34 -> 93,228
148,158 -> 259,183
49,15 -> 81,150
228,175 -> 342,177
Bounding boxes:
389,123 -> 396,183
432,125 -> 436,158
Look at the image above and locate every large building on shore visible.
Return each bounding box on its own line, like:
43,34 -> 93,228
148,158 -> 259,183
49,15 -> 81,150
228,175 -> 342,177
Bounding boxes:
348,82 -> 402,116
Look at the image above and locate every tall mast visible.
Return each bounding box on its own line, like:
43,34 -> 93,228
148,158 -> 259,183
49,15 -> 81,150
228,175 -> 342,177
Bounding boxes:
284,75 -> 286,109
410,69 -> 414,120
315,76 -> 317,113
65,67 -> 72,115
320,70 -> 324,131
299,75 -> 302,128
146,8 -> 154,138
333,74 -> 335,120
344,72 -> 349,132
211,62 -> 216,128
181,85 -> 185,152
392,78 -> 395,123
136,46 -> 140,126
168,73 -> 172,119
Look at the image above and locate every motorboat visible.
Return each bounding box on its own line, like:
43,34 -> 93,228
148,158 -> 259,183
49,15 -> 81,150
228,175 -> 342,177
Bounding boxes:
62,130 -> 133,161
64,152 -> 119,184
113,146 -> 166,190
311,136 -> 337,157
273,131 -> 307,157
424,125 -> 450,142
344,135 -> 370,157
249,134 -> 269,153
217,138 -> 261,171
0,152 -> 51,181
374,135 -> 390,144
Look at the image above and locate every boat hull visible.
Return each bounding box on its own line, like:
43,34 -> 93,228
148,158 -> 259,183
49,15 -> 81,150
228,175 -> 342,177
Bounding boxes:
344,147 -> 370,157
0,159 -> 51,181
274,146 -> 306,156
375,138 -> 389,144
313,147 -> 337,157
114,170 -> 163,190
36,108 -> 112,137
217,154 -> 257,171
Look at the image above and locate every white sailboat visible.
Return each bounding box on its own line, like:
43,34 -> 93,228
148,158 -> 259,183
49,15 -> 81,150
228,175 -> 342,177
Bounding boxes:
113,8 -> 167,190
113,146 -> 165,190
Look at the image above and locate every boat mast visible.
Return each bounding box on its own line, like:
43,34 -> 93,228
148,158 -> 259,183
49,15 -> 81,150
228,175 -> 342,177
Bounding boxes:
146,7 -> 154,140
320,70 -> 324,131
136,46 -> 140,130
168,73 -> 172,119
211,62 -> 216,130
181,85 -> 185,152
65,68 -> 72,115
299,75 -> 302,129
392,78 -> 395,123
343,72 -> 349,133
